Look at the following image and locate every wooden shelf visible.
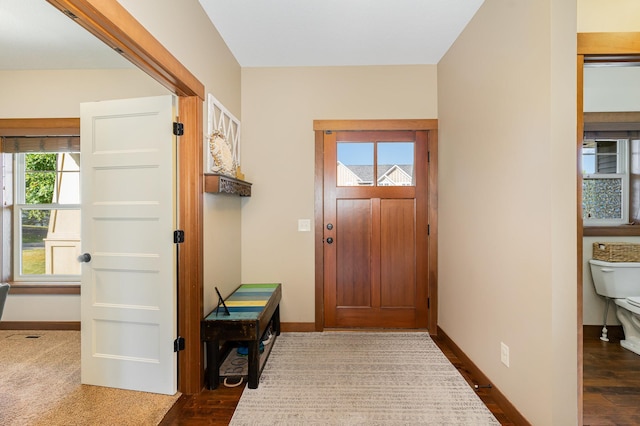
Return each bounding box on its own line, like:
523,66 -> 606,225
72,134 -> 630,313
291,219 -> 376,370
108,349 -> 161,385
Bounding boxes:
204,173 -> 252,196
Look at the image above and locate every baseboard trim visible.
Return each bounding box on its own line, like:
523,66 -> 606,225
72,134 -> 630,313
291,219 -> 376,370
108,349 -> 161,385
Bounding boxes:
281,322 -> 315,332
0,322 -> 313,332
437,326 -> 530,426
0,321 -> 80,330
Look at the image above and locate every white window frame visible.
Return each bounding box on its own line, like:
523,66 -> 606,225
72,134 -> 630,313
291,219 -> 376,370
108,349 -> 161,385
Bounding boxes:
583,139 -> 629,226
13,153 -> 81,282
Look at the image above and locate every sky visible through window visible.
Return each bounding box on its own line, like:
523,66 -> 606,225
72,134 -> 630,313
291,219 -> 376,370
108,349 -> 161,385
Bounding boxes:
582,145 -> 596,174
338,142 -> 414,165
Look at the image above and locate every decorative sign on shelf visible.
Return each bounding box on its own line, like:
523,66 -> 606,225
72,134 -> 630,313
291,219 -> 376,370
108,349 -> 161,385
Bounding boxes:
207,93 -> 243,179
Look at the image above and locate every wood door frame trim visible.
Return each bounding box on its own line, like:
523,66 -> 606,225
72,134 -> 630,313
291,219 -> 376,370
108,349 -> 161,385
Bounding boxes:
46,0 -> 204,99
576,31 -> 640,425
584,111 -> 640,126
578,32 -> 640,56
576,52 -> 584,425
313,119 -> 438,332
0,118 -> 80,136
314,119 -> 438,131
38,0 -> 205,394
427,129 -> 438,333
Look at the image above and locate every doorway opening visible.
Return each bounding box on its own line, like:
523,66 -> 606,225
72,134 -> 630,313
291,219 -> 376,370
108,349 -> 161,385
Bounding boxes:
20,0 -> 205,395
577,32 -> 640,424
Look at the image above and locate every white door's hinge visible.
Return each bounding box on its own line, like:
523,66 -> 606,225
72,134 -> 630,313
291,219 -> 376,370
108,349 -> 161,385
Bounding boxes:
174,337 -> 185,352
173,122 -> 184,136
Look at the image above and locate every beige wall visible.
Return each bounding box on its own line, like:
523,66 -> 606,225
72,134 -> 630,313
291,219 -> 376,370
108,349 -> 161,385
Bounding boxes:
578,0 -> 640,32
438,0 -> 577,424
0,69 -> 166,117
117,0 -> 240,116
1,0 -> 242,320
240,65 -> 437,323
116,0 -> 243,314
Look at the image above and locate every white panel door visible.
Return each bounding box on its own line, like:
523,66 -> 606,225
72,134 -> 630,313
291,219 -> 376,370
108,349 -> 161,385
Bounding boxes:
80,95 -> 177,395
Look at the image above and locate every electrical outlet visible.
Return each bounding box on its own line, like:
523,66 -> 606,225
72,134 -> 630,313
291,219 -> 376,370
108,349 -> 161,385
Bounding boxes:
501,342 -> 510,367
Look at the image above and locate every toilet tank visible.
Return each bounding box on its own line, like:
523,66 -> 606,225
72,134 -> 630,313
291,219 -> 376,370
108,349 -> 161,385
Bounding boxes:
589,259 -> 640,298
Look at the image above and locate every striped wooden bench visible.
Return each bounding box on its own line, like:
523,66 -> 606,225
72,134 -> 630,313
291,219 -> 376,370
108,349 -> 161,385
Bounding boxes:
201,283 -> 281,389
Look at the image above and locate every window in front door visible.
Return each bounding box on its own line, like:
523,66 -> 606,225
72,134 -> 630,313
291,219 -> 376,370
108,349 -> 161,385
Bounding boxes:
337,141 -> 415,187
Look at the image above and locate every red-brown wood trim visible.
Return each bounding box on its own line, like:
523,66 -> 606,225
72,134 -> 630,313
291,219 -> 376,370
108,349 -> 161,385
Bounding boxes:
313,119 -> 438,131
281,322 -> 316,332
0,118 -> 79,137
0,321 -> 80,330
584,111 -> 640,125
8,284 -> 80,295
583,226 -> 640,237
428,130 -> 438,335
437,326 -> 531,426
578,32 -> 640,56
412,131 -> 428,328
178,96 -> 204,395
577,53 -> 585,424
46,0 -> 204,100
314,130 -> 325,331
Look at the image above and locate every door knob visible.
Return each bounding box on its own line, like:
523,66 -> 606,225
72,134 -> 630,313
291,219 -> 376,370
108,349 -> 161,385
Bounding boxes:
78,253 -> 92,263
326,237 -> 334,244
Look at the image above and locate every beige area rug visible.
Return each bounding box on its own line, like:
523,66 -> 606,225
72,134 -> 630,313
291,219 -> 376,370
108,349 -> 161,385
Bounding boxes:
230,332 -> 500,425
0,330 -> 179,426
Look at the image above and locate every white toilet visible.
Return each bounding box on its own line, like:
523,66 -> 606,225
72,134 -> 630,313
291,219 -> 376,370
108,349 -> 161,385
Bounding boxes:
589,259 -> 640,356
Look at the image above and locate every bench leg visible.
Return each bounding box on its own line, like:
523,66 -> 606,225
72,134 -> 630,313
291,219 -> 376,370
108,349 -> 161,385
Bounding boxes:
206,340 -> 220,390
273,305 -> 281,336
247,339 -> 260,389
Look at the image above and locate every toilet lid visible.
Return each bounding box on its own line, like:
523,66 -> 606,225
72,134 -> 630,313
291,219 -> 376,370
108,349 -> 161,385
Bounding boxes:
627,296 -> 640,308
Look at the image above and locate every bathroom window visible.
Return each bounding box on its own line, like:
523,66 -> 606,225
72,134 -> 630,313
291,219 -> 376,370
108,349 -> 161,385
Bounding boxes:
582,139 -> 629,225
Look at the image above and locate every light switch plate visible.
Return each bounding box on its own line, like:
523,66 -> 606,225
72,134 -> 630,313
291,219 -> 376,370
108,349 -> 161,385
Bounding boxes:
298,219 -> 311,232
500,342 -> 510,367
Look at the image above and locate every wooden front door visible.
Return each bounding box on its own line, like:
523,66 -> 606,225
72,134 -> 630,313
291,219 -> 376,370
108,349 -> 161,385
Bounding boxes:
322,128 -> 431,328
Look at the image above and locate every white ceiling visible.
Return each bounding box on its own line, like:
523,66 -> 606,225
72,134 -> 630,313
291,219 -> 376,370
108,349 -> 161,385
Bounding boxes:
0,0 -> 484,70
198,0 -> 485,67
0,0 -> 131,70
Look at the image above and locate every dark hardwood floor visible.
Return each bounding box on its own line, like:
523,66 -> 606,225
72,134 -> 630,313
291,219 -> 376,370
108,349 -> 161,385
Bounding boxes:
159,384 -> 244,425
160,329 -> 640,425
159,325 -> 640,425
159,334 -> 516,425
583,326 -> 640,425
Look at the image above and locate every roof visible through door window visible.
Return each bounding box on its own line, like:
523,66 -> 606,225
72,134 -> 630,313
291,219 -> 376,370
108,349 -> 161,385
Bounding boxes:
337,141 -> 415,187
